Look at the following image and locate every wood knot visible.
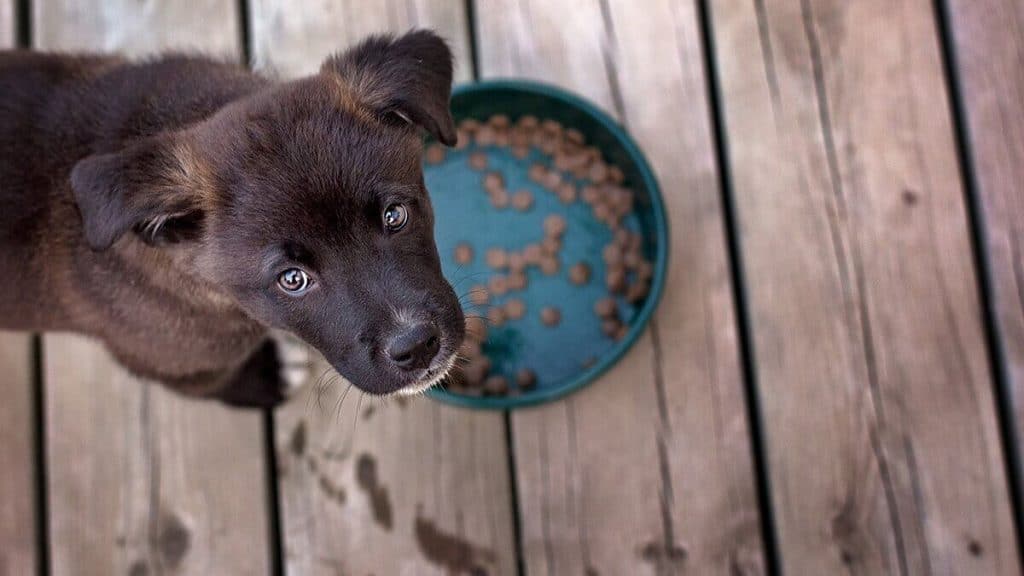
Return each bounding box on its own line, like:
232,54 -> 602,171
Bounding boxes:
157,511 -> 191,568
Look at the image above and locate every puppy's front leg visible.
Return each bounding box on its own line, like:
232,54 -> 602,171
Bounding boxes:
213,333 -> 311,408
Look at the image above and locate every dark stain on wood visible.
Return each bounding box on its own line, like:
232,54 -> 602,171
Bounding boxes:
585,566 -> 600,576
128,560 -> 149,576
414,511 -> 495,575
289,421 -> 307,456
318,473 -> 347,506
362,405 -> 376,420
157,511 -> 190,568
968,538 -> 983,557
639,540 -> 687,573
902,189 -> 918,206
356,453 -> 393,530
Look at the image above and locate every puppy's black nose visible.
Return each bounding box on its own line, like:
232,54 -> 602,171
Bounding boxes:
386,323 -> 441,371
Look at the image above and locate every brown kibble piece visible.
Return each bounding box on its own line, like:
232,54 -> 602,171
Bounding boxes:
475,125 -> 496,146
469,285 -> 489,306
517,115 -> 539,129
540,256 -> 560,276
491,189 -> 510,209
603,243 -> 623,265
609,165 -> 625,184
569,262 -> 591,285
528,163 -> 547,182
556,182 -> 577,204
425,143 -> 445,164
582,185 -> 601,204
626,280 -> 650,303
542,170 -> 562,190
465,316 -> 488,341
512,189 -> 534,212
523,243 -> 543,264
594,297 -> 618,318
602,318 -> 621,337
565,128 -> 585,145
489,114 -> 511,129
508,271 -> 528,291
512,145 -> 530,159
542,236 -> 562,256
483,375 -> 509,395
606,268 -> 627,293
463,356 -> 491,385
454,242 -> 474,265
637,260 -> 655,281
540,307 -> 561,326
505,298 -> 526,320
469,152 -> 488,170
489,275 -> 509,296
455,129 -> 471,150
483,171 -> 504,192
488,306 -> 506,326
459,118 -> 482,133
615,324 -> 629,341
507,252 -> 526,272
588,161 -> 609,183
543,214 -> 567,238
516,368 -> 537,390
459,338 -> 481,358
486,248 -> 508,269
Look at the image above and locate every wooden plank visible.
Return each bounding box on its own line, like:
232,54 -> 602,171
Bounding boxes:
246,2 -> 518,574
34,3 -> 272,574
477,1 -> 765,574
0,8 -> 39,576
709,0 -> 1019,573
946,0 -> 1024,501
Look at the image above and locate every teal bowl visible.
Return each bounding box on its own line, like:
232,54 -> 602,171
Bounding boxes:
426,80 -> 668,409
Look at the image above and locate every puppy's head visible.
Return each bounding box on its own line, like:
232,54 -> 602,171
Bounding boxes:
70,31 -> 465,396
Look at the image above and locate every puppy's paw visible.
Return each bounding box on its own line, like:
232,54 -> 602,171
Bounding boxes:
270,330 -> 313,397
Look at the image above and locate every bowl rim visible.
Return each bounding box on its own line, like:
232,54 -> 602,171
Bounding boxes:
426,79 -> 670,410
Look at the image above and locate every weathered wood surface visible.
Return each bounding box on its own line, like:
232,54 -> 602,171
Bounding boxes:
247,1 -> 517,573
1,8 -> 40,576
477,0 -> 765,574
709,0 -> 1019,573
946,0 -> 1024,499
34,2 -> 272,574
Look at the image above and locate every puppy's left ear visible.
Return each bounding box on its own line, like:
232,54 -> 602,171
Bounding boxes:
322,30 -> 457,146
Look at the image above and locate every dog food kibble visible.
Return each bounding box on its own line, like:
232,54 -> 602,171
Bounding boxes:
469,152 -> 488,170
569,262 -> 592,285
594,297 -> 618,318
512,190 -> 534,212
436,112 -> 656,398
557,182 -> 578,204
606,268 -> 627,294
491,189 -> 510,209
469,285 -> 489,306
505,298 -> 526,320
508,270 -> 528,291
488,306 -> 506,326
425,143 -> 445,164
486,248 -> 508,269
543,214 -> 567,238
484,375 -> 509,395
540,256 -> 560,276
454,242 -> 474,265
540,307 -> 561,327
489,274 -> 509,296
516,368 -> 537,390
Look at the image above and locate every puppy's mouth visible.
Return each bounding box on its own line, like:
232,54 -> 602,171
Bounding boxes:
393,353 -> 457,397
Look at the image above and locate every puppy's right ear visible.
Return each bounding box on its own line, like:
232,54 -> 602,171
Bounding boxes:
70,134 -> 207,251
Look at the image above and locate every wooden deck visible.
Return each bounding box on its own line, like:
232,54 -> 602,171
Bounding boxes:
1,0 -> 1022,574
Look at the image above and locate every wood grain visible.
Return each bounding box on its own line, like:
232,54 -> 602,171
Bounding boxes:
709,0 -> 1019,573
0,334 -> 36,576
946,0 -> 1024,500
246,2 -> 518,573
477,0 -> 765,573
34,2 -> 272,574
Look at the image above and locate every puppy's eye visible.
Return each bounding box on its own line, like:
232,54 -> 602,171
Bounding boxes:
277,268 -> 312,294
383,203 -> 409,231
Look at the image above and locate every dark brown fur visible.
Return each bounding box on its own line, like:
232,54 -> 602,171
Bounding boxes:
0,31 -> 465,407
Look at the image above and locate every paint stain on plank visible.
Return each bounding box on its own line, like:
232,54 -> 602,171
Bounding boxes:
356,453 -> 393,530
414,511 -> 495,575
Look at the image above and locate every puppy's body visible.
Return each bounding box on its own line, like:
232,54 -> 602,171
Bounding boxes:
0,33 -> 465,406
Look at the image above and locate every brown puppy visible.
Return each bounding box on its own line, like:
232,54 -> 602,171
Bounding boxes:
0,31 -> 465,407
